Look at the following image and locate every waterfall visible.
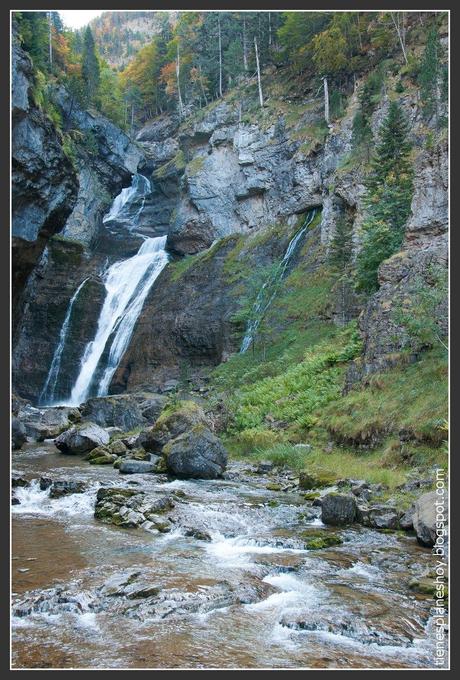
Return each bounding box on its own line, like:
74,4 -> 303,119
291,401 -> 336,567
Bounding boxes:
68,236 -> 169,406
240,209 -> 318,353
39,278 -> 89,406
102,174 -> 151,231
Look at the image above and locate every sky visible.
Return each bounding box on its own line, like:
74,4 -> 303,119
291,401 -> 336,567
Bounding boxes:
59,10 -> 103,29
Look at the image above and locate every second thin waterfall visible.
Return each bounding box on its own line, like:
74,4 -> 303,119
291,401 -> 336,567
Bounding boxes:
240,209 -> 318,353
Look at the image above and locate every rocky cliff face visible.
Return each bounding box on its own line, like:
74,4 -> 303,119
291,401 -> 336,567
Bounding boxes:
12,35 -> 145,402
12,29 -> 78,332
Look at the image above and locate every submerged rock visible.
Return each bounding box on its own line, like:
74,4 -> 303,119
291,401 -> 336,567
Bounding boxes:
48,480 -> 86,499
321,493 -> 358,526
163,426 -> 228,479
55,422 -> 110,454
118,459 -> 158,474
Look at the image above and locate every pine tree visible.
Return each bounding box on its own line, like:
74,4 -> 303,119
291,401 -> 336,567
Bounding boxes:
81,26 -> 100,106
356,101 -> 413,293
329,215 -> 353,269
419,26 -> 440,123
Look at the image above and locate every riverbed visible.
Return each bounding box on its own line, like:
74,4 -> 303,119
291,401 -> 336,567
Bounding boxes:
12,442 -> 438,669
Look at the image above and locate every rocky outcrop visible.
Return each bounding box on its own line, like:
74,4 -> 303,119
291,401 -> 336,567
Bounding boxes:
163,426 -> 228,479
12,50 -> 145,402
55,422 -> 110,454
347,136 -> 448,384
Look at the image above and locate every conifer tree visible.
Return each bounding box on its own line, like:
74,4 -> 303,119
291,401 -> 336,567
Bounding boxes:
356,101 -> 413,293
329,215 -> 353,269
419,26 -> 440,123
81,26 -> 100,106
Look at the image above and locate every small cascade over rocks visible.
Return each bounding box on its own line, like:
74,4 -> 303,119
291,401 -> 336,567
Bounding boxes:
240,209 -> 318,353
103,174 -> 151,234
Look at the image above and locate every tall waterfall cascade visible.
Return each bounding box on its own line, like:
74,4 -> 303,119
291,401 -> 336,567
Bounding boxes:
240,209 -> 318,353
39,174 -> 169,406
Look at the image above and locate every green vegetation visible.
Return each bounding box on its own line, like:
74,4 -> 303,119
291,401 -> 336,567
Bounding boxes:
319,348 -> 447,450
356,101 -> 414,293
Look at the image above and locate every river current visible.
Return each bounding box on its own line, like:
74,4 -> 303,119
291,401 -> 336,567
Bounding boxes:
11,441 -> 438,669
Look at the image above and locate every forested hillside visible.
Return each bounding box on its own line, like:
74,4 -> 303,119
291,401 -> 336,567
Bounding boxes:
89,11 -> 174,70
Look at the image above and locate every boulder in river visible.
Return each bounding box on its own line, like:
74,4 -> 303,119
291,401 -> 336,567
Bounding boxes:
357,504 -> 401,530
94,487 -> 174,528
12,417 -> 27,449
321,493 -> 358,526
80,393 -> 167,431
48,480 -> 87,499
119,459 -> 159,474
55,422 -> 110,454
412,490 -> 448,547
163,426 -> 228,479
140,400 -> 209,453
16,405 -> 81,442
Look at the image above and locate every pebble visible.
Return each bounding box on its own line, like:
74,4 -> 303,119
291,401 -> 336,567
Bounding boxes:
18,568 -> 30,573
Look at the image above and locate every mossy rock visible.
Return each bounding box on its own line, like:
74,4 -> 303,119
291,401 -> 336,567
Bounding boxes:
303,492 -> 321,501
89,455 -> 115,465
299,470 -> 337,490
300,529 -> 343,550
266,482 -> 282,491
267,499 -> 279,507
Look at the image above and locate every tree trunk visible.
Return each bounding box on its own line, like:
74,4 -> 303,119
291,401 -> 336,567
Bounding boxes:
243,16 -> 248,72
199,65 -> 208,106
254,36 -> 264,108
218,14 -> 223,98
323,77 -> 329,124
268,12 -> 272,46
391,12 -> 408,65
176,43 -> 184,117
48,12 -> 53,67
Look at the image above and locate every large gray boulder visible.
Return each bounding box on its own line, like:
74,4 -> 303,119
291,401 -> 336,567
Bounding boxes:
140,401 -> 209,453
81,393 -> 167,431
163,426 -> 228,480
12,417 -> 27,450
321,493 -> 358,526
16,405 -> 80,442
413,490 -> 448,548
55,422 -> 109,454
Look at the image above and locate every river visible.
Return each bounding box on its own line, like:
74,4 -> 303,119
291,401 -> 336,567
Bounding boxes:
12,442 -> 437,669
